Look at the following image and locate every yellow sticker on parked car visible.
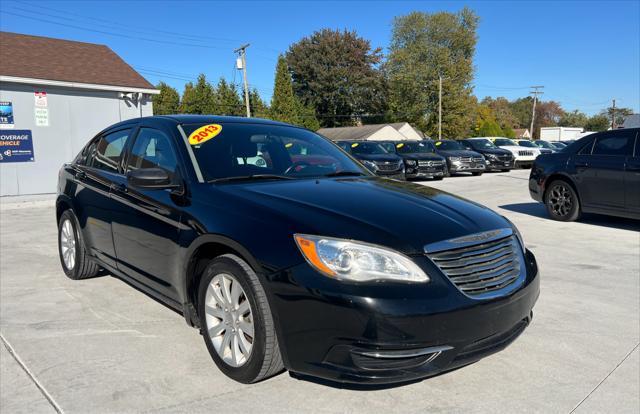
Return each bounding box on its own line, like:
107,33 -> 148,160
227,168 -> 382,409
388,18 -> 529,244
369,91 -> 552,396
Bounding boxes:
435,141 -> 442,146
188,124 -> 223,145
285,142 -> 293,148
396,143 -> 404,148
351,143 -> 359,148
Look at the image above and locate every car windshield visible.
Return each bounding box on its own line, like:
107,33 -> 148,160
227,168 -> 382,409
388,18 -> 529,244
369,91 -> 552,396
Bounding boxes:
349,142 -> 389,155
183,123 -> 369,181
467,139 -> 497,149
434,140 -> 464,150
518,140 -> 537,148
535,140 -> 555,149
396,141 -> 435,154
494,138 -> 517,146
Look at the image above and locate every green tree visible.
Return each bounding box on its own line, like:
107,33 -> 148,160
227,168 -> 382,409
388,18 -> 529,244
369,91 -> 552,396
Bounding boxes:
508,97 -> 534,129
270,55 -> 300,124
584,114 -> 610,131
179,74 -> 215,114
559,110 -> 588,128
601,106 -> 634,127
286,29 -> 386,127
297,100 -> 320,130
213,78 -> 244,116
477,120 -> 504,137
481,97 -> 517,129
152,82 -> 180,115
502,125 -> 515,138
248,88 -> 269,119
386,8 -> 479,137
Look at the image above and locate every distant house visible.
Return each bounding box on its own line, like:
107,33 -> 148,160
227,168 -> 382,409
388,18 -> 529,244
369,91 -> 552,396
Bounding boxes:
317,122 -> 426,142
513,128 -> 531,139
621,114 -> 640,129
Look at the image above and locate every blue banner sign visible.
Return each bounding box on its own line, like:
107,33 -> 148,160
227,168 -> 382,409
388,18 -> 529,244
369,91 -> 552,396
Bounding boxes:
0,130 -> 35,163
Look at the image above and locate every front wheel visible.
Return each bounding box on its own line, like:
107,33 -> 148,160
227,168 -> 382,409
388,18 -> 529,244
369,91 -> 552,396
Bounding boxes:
472,172 -> 483,176
198,254 -> 284,383
58,210 -> 100,279
544,180 -> 581,221
501,169 -> 510,172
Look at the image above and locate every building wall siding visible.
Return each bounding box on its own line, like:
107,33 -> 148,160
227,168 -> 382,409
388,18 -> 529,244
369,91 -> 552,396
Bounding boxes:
0,82 -> 153,196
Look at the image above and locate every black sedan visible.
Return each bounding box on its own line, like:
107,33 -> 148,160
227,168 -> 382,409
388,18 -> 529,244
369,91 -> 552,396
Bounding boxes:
57,115 -> 539,385
530,128 -> 640,221
336,140 -> 405,179
460,138 -> 515,171
379,140 -> 447,180
434,140 -> 486,176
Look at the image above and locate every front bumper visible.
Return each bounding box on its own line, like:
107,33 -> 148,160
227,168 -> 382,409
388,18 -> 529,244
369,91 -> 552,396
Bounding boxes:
405,164 -> 446,179
268,249 -> 540,384
485,159 -> 514,171
448,161 -> 486,173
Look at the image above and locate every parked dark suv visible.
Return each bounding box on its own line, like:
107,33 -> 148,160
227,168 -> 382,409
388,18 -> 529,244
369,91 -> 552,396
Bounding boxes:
461,138 -> 515,172
530,128 -> 639,221
336,140 -> 405,179
57,115 -> 539,385
434,140 -> 486,176
379,140 -> 447,180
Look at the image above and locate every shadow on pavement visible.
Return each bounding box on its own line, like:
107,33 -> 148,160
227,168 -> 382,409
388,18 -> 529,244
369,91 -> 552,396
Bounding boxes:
500,202 -> 640,232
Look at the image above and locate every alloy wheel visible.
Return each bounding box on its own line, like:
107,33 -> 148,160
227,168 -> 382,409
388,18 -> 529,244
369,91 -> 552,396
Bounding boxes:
204,273 -> 254,367
60,219 -> 76,270
548,184 -> 573,217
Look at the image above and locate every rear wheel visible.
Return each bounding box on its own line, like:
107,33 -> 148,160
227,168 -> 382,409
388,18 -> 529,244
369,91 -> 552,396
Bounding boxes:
198,254 -> 284,383
501,169 -> 510,172
433,176 -> 444,181
472,172 -> 483,176
58,210 -> 100,279
544,180 -> 581,221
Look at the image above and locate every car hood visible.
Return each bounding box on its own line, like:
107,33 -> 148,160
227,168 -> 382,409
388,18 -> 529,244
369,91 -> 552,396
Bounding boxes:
473,148 -> 512,156
353,153 -> 402,162
213,177 -> 509,255
399,153 -> 445,161
436,149 -> 481,158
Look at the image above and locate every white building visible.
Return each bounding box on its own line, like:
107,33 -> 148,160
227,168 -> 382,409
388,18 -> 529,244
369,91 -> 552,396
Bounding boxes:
0,32 -> 159,196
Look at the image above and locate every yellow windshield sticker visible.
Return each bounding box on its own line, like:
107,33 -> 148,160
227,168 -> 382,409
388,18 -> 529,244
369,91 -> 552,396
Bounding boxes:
396,143 -> 404,148
285,142 -> 293,148
188,124 -> 222,145
351,143 -> 359,148
435,141 -> 442,146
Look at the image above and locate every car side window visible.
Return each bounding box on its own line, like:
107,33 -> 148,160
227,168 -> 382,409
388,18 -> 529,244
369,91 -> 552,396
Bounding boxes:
127,128 -> 178,181
592,131 -> 635,156
86,129 -> 131,173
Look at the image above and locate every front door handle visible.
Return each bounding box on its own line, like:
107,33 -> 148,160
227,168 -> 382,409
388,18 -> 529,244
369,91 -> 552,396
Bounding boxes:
575,162 -> 588,168
110,183 -> 128,194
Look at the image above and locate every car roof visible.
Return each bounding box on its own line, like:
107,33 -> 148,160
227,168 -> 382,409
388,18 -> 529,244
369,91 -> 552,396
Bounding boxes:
155,114 -> 293,127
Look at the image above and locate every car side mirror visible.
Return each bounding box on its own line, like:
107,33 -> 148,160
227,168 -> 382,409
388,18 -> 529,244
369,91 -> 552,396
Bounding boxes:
127,168 -> 178,189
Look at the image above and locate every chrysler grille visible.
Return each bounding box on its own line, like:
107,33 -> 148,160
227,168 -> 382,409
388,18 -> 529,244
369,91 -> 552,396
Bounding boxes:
424,229 -> 525,299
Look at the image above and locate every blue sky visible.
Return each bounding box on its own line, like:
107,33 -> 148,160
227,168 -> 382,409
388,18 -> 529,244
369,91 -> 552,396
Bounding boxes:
1,0 -> 638,115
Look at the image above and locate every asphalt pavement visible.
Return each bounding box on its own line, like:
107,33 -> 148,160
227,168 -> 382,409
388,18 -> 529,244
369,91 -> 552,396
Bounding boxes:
1,169 -> 638,413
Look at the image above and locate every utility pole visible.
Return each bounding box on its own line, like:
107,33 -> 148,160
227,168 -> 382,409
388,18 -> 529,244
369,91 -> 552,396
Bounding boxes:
611,99 -> 616,129
438,75 -> 442,140
234,44 -> 251,117
529,86 -> 544,138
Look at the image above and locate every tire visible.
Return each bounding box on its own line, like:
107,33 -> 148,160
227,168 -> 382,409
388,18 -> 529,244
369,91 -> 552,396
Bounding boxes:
501,169 -> 510,172
198,254 -> 284,383
58,209 -> 100,280
472,172 -> 483,176
544,180 -> 581,222
433,176 -> 444,181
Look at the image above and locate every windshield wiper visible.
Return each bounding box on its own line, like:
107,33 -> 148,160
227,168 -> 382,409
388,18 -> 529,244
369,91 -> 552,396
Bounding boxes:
324,171 -> 368,178
208,174 -> 295,183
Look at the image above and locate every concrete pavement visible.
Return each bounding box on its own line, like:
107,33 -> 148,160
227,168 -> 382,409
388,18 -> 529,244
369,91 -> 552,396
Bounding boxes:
1,169 -> 638,413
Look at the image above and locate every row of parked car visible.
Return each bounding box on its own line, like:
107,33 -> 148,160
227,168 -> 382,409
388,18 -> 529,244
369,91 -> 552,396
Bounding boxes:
335,137 -> 569,181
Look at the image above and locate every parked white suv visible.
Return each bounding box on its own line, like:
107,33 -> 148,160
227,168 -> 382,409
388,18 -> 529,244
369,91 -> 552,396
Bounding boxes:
475,137 -> 540,168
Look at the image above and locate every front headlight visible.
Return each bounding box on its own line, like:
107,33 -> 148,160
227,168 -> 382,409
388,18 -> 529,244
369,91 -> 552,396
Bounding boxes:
294,234 -> 429,283
362,160 -> 378,171
405,159 -> 417,166
449,156 -> 461,162
485,153 -> 498,160
502,217 -> 526,252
